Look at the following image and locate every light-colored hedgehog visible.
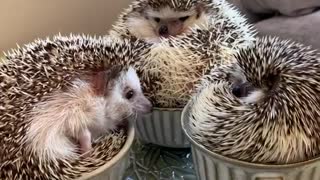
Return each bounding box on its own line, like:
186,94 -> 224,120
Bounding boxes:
189,36 -> 320,164
0,34 -> 152,179
26,65 -> 152,161
108,0 -> 256,108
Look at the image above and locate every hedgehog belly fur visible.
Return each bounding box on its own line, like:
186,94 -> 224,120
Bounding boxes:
26,79 -> 107,161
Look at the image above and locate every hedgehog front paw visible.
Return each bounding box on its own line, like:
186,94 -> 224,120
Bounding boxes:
79,128 -> 92,156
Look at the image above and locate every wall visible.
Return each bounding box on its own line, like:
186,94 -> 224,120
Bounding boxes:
0,0 -> 131,56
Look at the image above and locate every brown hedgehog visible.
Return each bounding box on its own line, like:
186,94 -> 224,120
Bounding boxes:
189,36 -> 320,164
0,34 -> 152,179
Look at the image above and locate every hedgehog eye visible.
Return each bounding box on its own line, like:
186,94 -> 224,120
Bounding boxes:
179,16 -> 190,22
232,82 -> 254,98
153,17 -> 161,23
232,85 -> 243,98
125,89 -> 135,100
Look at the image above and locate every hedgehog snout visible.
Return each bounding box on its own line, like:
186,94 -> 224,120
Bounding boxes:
133,95 -> 153,114
159,25 -> 169,37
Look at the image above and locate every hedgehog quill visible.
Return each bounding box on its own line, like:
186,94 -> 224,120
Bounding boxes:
189,36 -> 320,164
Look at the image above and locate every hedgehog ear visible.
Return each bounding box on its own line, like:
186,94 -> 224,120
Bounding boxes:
195,2 -> 205,18
91,66 -> 123,96
106,65 -> 123,81
139,7 -> 149,19
91,71 -> 108,96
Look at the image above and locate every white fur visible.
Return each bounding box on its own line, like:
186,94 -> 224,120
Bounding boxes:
241,89 -> 265,104
126,16 -> 158,40
26,80 -> 103,161
126,67 -> 141,91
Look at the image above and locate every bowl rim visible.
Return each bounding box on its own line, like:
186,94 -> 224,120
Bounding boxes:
152,107 -> 183,111
77,121 -> 135,180
181,100 -> 320,169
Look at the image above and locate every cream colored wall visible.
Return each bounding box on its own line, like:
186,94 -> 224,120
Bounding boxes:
0,0 -> 132,56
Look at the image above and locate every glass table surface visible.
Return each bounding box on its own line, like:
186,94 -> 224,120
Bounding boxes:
123,140 -> 196,180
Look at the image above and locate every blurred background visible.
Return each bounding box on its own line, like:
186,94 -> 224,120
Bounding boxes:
0,0 -> 131,56
1,0 -> 319,57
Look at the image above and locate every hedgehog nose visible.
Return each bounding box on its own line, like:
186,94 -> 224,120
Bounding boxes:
135,96 -> 153,114
144,101 -> 153,114
159,25 -> 169,37
141,99 -> 153,114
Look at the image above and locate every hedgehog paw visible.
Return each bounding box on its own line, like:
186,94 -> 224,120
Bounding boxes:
79,128 -> 92,155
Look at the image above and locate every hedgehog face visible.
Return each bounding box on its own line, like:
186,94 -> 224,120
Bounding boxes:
102,66 -> 152,129
200,63 -> 265,105
126,3 -> 207,42
231,82 -> 253,98
226,66 -> 265,104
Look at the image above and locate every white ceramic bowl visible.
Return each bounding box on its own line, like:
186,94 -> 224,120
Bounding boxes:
181,102 -> 320,180
135,108 -> 190,148
77,122 -> 135,180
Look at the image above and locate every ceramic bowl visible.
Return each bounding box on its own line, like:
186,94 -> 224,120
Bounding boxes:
77,122 -> 135,180
135,107 -> 190,148
181,102 -> 320,180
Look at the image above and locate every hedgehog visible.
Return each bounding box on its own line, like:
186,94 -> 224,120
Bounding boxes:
0,34 -> 153,179
107,0 -> 256,108
188,36 -> 320,164
109,0 -> 255,43
139,15 -> 256,107
26,65 -> 152,161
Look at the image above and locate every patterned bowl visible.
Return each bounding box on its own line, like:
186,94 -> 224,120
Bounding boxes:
181,101 -> 320,180
135,107 -> 190,148
77,122 -> 135,180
